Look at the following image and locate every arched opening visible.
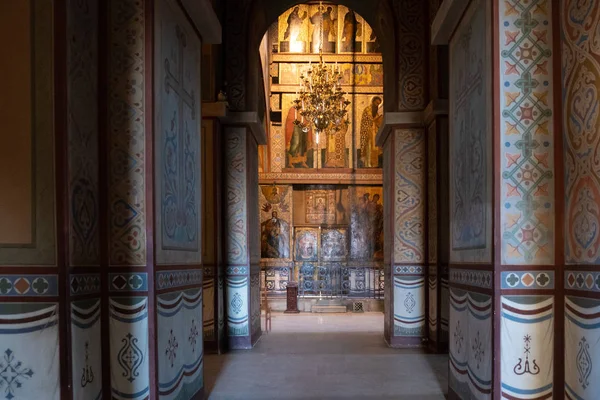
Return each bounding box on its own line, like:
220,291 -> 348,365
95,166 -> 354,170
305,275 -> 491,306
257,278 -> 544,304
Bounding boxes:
256,3 -> 387,326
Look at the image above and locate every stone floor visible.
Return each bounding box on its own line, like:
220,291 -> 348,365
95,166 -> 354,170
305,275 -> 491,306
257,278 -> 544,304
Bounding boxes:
204,313 -> 448,399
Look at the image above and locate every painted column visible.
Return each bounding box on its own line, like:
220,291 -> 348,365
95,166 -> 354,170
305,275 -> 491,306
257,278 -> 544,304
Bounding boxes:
561,1 -> 600,398
202,104 -> 228,354
224,123 -> 263,350
382,128 -> 427,347
446,0 -> 494,397
153,0 -> 205,398
104,1 -> 155,399
426,0 -> 450,354
497,0 -> 561,398
0,1 -> 62,399
67,0 -> 103,399
380,0 -> 429,349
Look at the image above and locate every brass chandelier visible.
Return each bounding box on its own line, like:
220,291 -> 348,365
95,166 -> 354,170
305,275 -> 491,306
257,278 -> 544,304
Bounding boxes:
293,2 -> 351,142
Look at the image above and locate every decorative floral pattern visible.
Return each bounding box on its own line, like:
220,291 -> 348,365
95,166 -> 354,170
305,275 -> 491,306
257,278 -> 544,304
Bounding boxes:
0,349 -> 34,400
165,330 -> 178,368
404,293 -> 416,314
231,293 -> 243,314
117,333 -> 144,383
563,0 -> 600,263
472,331 -> 485,369
454,320 -> 464,354
394,129 -> 425,263
189,319 -> 199,353
500,0 -> 555,265
108,0 -> 147,265
577,337 -> 592,389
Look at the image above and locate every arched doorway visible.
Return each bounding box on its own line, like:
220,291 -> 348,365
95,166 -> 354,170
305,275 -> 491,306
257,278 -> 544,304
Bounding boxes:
256,2 -> 386,320
213,0 -> 449,353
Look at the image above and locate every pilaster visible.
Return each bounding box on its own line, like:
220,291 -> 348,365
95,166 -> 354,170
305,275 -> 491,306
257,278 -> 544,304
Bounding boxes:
378,121 -> 427,348
434,0 -> 563,398
222,112 -> 266,349
202,102 -> 227,354
560,1 -> 600,398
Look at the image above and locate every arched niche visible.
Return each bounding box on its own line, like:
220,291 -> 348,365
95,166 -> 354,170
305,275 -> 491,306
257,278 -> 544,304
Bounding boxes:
225,0 -> 397,114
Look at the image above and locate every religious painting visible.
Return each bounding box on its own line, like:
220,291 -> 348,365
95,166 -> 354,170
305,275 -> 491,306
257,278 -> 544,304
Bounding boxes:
279,63 -> 302,85
338,5 -> 364,53
355,95 -> 384,168
308,4 -> 338,53
364,21 -> 381,53
279,5 -> 310,53
283,93 -> 315,168
294,227 -> 319,262
324,121 -> 349,168
260,185 -> 292,260
349,187 -> 384,261
338,64 -> 384,86
321,228 -> 348,262
305,189 -> 336,224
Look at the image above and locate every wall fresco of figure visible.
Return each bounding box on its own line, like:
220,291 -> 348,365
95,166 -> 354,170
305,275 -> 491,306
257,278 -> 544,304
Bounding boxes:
269,4 -> 383,173
357,95 -> 384,168
349,187 -> 384,261
259,185 -> 292,260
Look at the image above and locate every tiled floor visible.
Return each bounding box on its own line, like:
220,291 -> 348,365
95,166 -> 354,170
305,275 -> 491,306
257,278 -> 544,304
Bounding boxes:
204,313 -> 448,399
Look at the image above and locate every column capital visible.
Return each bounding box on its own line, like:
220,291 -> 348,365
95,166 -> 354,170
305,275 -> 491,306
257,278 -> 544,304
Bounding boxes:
423,99 -> 449,126
221,111 -> 268,145
376,112 -> 423,147
431,0 -> 470,45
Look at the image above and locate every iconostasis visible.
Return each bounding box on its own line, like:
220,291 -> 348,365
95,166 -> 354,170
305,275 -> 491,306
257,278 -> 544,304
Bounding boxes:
259,3 -> 384,178
258,4 -> 385,297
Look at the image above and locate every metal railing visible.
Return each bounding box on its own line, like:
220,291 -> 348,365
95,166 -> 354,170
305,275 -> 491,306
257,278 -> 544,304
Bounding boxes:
261,264 -> 384,299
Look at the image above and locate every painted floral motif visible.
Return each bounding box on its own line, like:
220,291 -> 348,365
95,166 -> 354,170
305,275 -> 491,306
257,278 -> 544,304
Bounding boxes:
0,349 -> 34,400
189,319 -> 199,353
117,333 -> 144,383
577,337 -> 592,389
404,292 -> 416,314
472,331 -> 485,369
165,329 -> 179,368
231,292 -> 243,314
108,0 -> 147,265
514,334 -> 540,376
454,321 -> 464,354
500,0 -> 555,265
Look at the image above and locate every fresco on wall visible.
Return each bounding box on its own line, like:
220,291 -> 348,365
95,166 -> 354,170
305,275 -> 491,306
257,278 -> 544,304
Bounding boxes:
355,95 -> 384,168
260,185 -> 292,260
339,7 -> 363,53
269,4 -> 383,174
279,63 -> 383,86
294,227 -> 319,262
321,228 -> 348,261
285,105 -> 315,168
324,121 -> 350,168
308,3 -> 338,53
279,5 -> 310,53
349,187 -> 383,261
